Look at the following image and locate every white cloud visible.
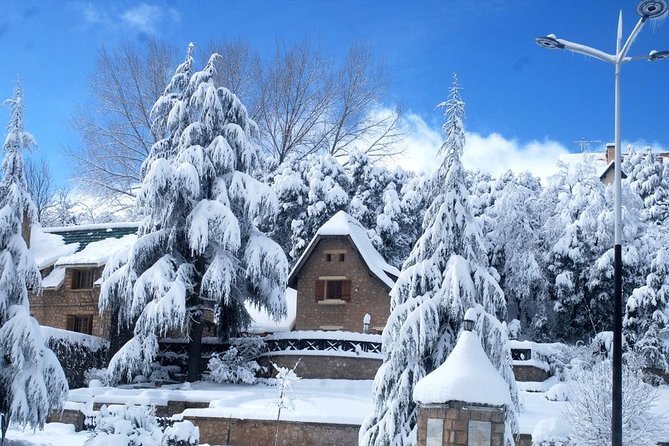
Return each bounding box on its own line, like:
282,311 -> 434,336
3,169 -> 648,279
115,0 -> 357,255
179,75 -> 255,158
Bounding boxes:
121,3 -> 163,34
389,112 -> 570,181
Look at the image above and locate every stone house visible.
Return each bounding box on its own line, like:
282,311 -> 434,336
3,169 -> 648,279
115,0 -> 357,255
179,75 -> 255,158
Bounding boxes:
287,210 -> 400,334
28,223 -> 139,342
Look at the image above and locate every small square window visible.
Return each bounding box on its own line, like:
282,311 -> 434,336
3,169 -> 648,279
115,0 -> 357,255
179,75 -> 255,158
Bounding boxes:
71,269 -> 94,290
339,253 -> 345,261
325,254 -> 332,262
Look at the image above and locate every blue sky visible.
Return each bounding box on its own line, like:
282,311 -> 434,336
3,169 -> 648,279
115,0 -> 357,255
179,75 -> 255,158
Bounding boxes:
1,0 -> 668,184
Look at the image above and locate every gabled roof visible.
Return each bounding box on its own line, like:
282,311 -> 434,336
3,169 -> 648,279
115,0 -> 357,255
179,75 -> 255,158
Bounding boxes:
598,160 -> 628,181
288,211 -> 400,290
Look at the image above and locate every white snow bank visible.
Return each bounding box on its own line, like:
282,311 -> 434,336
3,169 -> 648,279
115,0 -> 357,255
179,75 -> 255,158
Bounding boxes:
246,288 -> 297,333
30,226 -> 79,269
42,266 -> 66,289
69,379 -> 374,425
291,210 -> 399,288
56,234 -> 137,267
41,325 -> 108,351
5,422 -> 89,446
413,330 -> 511,406
531,417 -> 571,444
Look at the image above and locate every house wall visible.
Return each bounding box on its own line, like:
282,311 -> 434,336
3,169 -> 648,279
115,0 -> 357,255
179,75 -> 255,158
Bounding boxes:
30,266 -> 111,340
293,237 -> 391,333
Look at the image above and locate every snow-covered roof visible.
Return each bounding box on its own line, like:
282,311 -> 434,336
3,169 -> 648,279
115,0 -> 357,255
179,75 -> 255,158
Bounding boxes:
30,226 -> 79,269
288,211 -> 400,289
45,222 -> 140,253
55,234 -> 137,267
246,288 -> 297,334
42,266 -> 66,290
598,160 -> 627,180
413,330 -> 511,406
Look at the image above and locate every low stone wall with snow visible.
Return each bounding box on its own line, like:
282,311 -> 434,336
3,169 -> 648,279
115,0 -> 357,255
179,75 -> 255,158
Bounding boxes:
260,354 -> 381,380
42,326 -> 109,389
186,416 -> 360,446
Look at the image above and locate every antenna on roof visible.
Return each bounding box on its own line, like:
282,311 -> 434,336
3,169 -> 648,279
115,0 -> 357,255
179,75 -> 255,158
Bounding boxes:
572,139 -> 602,152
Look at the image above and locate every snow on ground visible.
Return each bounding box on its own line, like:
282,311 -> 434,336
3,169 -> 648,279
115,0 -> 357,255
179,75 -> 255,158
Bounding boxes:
4,422 -> 90,446
11,377 -> 669,444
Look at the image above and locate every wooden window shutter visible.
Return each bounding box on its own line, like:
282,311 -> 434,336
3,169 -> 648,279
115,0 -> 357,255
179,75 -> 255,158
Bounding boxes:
315,280 -> 325,301
342,280 -> 352,301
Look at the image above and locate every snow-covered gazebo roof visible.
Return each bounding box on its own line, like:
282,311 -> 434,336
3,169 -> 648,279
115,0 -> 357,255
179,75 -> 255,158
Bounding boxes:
287,210 -> 400,289
413,330 -> 511,406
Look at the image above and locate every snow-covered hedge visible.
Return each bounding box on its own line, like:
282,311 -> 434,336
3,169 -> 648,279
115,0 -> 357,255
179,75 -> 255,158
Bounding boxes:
42,326 -> 109,389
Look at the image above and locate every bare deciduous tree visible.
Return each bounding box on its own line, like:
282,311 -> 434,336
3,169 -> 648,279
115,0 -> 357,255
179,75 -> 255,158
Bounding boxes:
24,157 -> 54,223
205,39 -> 261,115
256,40 -> 334,164
71,38 -> 404,195
322,44 -> 404,159
70,38 -> 176,200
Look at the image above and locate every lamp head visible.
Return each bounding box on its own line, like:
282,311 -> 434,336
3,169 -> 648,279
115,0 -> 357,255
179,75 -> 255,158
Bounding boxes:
463,308 -> 477,332
637,0 -> 668,19
535,34 -> 564,50
649,50 -> 669,61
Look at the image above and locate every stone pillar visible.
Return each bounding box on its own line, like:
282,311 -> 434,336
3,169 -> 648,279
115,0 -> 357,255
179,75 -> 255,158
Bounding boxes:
416,402 -> 506,446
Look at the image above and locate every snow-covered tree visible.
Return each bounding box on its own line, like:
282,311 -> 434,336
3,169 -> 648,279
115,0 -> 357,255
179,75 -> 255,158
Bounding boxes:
566,359 -> 666,446
0,82 -> 67,442
488,178 -> 549,340
359,75 -> 512,446
625,147 -> 669,224
625,243 -> 669,370
100,44 -> 288,382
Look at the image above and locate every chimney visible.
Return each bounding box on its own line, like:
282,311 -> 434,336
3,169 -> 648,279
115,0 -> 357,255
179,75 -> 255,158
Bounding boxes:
606,143 -> 616,164
22,209 -> 31,249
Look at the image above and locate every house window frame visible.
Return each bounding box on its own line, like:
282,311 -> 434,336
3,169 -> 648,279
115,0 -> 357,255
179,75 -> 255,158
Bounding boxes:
315,276 -> 352,304
71,268 -> 95,290
66,314 -> 93,335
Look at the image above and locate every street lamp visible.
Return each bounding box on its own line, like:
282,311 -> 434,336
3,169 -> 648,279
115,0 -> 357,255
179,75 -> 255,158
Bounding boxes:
535,2 -> 668,445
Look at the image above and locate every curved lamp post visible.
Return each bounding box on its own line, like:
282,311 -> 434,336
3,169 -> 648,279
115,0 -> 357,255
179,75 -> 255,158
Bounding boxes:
535,2 -> 668,445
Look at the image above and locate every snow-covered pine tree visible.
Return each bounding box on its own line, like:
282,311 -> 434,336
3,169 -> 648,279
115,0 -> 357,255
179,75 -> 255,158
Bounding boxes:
100,44 -> 288,382
0,82 -> 67,442
488,178 -> 549,340
625,146 -> 669,224
359,75 -> 513,446
625,242 -> 669,371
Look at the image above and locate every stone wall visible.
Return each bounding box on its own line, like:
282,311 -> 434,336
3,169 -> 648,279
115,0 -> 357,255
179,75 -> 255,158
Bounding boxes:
31,266 -> 111,340
293,237 -> 391,333
416,402 -> 506,446
188,416 -> 360,446
259,354 -> 381,380
513,364 -> 550,382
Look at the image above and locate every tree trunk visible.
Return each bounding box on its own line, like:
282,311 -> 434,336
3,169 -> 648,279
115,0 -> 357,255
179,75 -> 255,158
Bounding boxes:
186,310 -> 204,382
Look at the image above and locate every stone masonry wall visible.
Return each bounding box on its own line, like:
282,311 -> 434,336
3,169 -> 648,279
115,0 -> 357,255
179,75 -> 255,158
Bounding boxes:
30,266 -> 111,340
416,402 -> 506,446
259,354 -> 382,380
189,416 -> 360,446
513,364 -> 550,382
294,236 -> 390,333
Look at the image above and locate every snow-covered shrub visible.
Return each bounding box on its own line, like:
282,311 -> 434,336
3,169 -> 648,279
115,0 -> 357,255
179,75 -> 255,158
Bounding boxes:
84,368 -> 111,387
162,420 -> 198,446
206,337 -> 265,384
85,404 -> 163,446
531,417 -> 571,446
565,359 -> 666,446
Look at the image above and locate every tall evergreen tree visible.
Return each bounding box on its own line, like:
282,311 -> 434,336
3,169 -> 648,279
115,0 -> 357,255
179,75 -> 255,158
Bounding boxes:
359,76 -> 514,446
0,82 -> 67,442
100,44 -> 288,382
